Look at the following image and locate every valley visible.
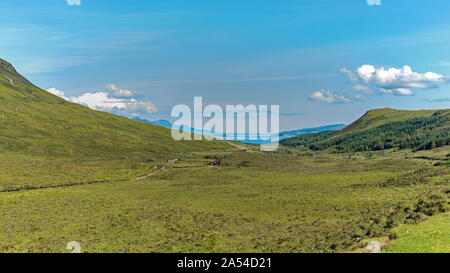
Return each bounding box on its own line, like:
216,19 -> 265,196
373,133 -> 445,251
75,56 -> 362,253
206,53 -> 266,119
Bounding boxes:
0,59 -> 448,253
0,148 -> 448,252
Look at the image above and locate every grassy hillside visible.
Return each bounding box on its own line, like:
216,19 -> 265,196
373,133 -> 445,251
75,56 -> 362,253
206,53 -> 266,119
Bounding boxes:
280,130 -> 338,147
282,108 -> 450,153
338,108 -> 450,135
0,58 -> 227,159
0,58 -> 228,191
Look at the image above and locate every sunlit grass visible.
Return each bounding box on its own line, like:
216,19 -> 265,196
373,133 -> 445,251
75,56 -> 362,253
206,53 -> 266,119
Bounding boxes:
0,152 -> 447,253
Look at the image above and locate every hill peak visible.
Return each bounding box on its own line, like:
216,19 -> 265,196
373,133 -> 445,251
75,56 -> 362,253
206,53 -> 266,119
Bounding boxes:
338,107 -> 450,135
0,58 -> 17,73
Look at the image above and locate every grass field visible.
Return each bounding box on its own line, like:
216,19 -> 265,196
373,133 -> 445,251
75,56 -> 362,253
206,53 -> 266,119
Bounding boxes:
0,149 -> 448,253
384,212 -> 450,253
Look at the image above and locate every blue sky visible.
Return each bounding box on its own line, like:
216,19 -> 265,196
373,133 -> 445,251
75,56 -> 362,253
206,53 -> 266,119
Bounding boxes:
1,0 -> 449,130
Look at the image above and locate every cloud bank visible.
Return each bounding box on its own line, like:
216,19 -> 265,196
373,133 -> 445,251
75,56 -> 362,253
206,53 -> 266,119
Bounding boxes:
310,64 -> 448,103
309,90 -> 351,104
106,84 -> 134,97
47,86 -> 158,115
342,65 -> 449,96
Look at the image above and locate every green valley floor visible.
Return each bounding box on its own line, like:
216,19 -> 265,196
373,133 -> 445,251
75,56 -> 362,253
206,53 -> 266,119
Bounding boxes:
0,148 -> 448,253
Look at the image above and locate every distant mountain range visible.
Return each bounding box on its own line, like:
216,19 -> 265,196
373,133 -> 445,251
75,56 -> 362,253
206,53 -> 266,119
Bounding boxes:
132,117 -> 172,129
132,117 -> 347,144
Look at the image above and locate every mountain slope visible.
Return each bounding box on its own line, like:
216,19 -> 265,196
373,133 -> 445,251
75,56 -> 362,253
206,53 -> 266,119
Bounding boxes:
0,59 -> 226,159
280,130 -> 338,147
280,124 -> 346,138
338,108 -> 450,135
132,117 -> 172,129
282,108 -> 450,153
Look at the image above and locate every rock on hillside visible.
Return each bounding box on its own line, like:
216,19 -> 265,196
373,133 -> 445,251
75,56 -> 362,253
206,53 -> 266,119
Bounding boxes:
0,58 -> 17,73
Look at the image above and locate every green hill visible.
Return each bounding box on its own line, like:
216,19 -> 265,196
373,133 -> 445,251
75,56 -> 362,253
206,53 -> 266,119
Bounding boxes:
338,108 -> 450,135
0,58 -> 226,159
281,108 -> 450,153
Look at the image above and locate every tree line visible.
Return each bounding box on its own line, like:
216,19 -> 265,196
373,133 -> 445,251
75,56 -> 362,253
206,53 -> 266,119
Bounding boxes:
281,115 -> 449,153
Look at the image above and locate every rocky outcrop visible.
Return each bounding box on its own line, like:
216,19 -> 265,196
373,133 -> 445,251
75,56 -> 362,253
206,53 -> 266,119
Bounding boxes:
366,241 -> 381,253
0,59 -> 17,73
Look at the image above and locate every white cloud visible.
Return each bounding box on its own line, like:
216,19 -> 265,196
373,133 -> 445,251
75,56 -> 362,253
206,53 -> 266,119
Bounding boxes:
394,88 -> 414,96
106,84 -> 134,97
123,99 -> 158,113
46,88 -> 158,114
66,0 -> 81,6
309,90 -> 351,104
383,66 -> 442,88
368,65 -> 445,89
342,65 -> 449,96
379,88 -> 414,96
68,92 -> 129,110
340,68 -> 358,82
47,88 -> 68,99
367,0 -> 381,6
356,65 -> 376,83
105,84 -> 117,91
352,85 -> 373,94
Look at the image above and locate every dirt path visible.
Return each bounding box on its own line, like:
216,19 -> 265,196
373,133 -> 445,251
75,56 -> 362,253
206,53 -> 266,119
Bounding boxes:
2,75 -> 15,86
0,161 -> 220,193
0,178 -> 131,194
226,141 -> 253,152
136,166 -> 166,180
0,167 -> 168,193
